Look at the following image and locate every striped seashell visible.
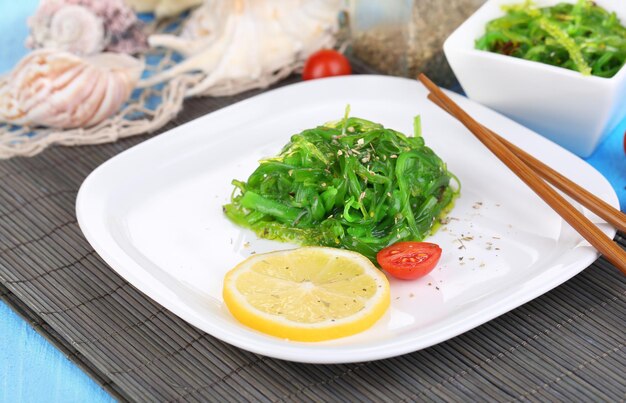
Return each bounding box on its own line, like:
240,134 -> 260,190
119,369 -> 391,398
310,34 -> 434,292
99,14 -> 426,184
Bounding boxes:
0,49 -> 144,129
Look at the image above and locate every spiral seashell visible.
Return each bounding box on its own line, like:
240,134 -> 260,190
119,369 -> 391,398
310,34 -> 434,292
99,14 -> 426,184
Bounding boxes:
27,0 -> 148,55
29,4 -> 106,55
0,49 -> 144,129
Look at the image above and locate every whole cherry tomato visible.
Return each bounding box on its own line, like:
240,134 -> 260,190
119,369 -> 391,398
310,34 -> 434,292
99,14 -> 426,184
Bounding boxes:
376,242 -> 442,280
302,49 -> 352,80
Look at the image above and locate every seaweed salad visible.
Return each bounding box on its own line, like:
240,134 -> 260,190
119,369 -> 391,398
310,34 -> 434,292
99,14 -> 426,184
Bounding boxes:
476,0 -> 626,78
223,112 -> 459,262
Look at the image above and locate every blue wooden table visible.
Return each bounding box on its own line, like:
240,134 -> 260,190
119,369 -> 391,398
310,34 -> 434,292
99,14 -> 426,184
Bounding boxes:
0,303 -> 113,402
0,2 -> 624,402
0,3 -> 112,401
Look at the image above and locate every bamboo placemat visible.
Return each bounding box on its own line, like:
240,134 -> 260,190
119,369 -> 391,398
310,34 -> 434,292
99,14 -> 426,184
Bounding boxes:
0,73 -> 625,401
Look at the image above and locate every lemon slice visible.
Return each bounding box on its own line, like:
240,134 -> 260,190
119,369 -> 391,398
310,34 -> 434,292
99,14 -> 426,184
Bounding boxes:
223,247 -> 390,342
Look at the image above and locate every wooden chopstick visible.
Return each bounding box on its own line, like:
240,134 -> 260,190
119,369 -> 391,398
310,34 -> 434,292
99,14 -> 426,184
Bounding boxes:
418,73 -> 626,274
426,93 -> 626,234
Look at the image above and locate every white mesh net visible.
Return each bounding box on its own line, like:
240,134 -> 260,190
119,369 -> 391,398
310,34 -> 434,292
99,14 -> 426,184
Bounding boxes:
0,15 -> 315,159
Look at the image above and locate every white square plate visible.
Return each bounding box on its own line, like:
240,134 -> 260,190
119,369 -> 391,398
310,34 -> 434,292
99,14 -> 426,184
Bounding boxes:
76,75 -> 618,363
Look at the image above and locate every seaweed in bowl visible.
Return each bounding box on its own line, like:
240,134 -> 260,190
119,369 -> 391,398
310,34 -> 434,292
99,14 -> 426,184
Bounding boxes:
444,0 -> 626,156
475,0 -> 626,78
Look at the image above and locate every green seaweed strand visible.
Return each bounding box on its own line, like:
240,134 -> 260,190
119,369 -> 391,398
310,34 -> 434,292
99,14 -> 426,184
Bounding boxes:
538,16 -> 592,75
223,113 -> 459,262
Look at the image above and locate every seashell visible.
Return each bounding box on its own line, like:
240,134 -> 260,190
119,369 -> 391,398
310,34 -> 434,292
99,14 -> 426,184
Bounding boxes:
0,49 -> 144,129
126,0 -> 204,19
140,0 -> 341,97
27,0 -> 148,56
28,4 -> 106,55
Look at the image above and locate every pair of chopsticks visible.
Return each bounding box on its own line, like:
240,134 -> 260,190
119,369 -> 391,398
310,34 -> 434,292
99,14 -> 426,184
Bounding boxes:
418,74 -> 626,274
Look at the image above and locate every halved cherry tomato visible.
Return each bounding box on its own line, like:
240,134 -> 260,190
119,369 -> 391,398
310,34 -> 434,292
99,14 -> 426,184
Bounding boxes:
376,242 -> 442,280
302,49 -> 351,80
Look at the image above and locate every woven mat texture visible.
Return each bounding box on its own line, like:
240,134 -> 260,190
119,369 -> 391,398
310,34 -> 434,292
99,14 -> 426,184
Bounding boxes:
0,75 -> 625,402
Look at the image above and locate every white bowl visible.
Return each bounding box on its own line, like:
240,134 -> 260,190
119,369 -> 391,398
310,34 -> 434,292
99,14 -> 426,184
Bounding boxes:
444,0 -> 626,157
